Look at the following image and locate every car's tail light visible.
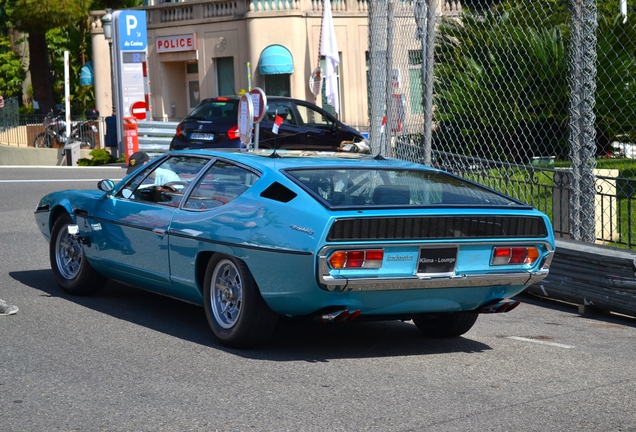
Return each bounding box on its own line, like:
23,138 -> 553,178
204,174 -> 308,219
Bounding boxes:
491,246 -> 540,265
176,123 -> 183,136
328,249 -> 384,269
228,125 -> 240,140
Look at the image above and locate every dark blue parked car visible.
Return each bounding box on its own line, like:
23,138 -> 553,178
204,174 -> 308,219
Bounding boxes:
169,96 -> 367,151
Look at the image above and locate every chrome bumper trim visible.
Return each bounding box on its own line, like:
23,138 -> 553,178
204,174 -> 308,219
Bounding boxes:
317,243 -> 554,293
318,270 -> 549,292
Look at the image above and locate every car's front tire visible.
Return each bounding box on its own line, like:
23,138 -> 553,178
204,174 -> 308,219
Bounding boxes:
203,255 -> 278,348
413,311 -> 479,338
50,214 -> 106,295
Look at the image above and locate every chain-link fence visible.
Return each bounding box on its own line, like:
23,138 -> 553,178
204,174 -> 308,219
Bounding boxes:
367,0 -> 636,250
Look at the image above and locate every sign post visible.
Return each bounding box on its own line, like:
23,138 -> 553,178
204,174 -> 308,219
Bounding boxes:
250,87 -> 267,150
111,10 -> 149,157
238,94 -> 254,147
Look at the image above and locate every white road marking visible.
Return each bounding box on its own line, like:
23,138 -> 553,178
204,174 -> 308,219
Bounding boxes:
507,336 -> 575,349
0,179 -> 117,183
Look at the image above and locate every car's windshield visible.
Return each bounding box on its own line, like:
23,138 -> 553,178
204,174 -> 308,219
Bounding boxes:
189,99 -> 238,120
286,168 -> 523,207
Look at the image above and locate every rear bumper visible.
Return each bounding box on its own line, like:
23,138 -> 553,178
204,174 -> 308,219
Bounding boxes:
319,269 -> 550,292
318,246 -> 554,293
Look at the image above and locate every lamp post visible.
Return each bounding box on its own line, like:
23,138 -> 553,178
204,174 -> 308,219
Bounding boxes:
101,9 -> 119,157
101,9 -> 115,115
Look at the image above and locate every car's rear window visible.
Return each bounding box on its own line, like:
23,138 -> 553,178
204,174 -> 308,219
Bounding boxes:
189,99 -> 238,120
286,168 -> 524,207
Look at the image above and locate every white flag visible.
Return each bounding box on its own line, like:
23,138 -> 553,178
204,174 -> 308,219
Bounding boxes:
320,0 -> 339,114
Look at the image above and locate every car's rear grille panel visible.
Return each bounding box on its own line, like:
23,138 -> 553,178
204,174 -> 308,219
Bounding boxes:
327,216 -> 548,241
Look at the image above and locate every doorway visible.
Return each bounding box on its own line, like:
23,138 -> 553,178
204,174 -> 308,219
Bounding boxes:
186,62 -> 200,111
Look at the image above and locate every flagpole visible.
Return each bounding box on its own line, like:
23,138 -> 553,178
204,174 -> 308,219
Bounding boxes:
313,1 -> 326,104
320,0 -> 340,114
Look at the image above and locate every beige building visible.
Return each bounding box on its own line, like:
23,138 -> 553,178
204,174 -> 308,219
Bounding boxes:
90,1 -> 461,135
92,0 -> 372,132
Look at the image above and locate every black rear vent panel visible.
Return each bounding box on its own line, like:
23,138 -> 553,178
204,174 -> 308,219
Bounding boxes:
260,181 -> 297,203
327,216 -> 548,241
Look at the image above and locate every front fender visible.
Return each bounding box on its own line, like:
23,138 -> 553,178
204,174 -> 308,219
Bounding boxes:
34,189 -> 104,240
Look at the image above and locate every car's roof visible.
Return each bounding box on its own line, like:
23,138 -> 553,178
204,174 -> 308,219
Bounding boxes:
170,149 -> 433,172
199,96 -> 312,105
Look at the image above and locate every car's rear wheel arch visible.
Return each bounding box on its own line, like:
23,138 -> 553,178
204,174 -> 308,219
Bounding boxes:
202,253 -> 278,347
195,250 -> 251,295
195,251 -> 215,294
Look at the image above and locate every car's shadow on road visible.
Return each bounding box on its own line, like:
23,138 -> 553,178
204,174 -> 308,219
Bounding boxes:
12,269 -> 492,361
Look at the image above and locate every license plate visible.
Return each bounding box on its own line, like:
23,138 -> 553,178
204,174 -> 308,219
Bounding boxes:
417,246 -> 458,275
190,132 -> 215,140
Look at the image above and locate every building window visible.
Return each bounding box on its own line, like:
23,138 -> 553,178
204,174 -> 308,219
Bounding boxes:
186,63 -> 198,74
408,50 -> 424,115
264,74 -> 290,97
216,57 -> 235,97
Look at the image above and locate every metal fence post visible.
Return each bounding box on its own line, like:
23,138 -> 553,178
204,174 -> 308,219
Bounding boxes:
568,0 -> 598,242
422,0 -> 436,166
368,0 -> 389,155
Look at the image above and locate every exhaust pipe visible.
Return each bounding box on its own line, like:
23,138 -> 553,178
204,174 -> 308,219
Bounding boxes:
479,300 -> 520,314
321,309 -> 362,322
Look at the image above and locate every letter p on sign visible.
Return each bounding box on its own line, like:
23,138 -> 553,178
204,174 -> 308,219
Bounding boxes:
126,15 -> 138,35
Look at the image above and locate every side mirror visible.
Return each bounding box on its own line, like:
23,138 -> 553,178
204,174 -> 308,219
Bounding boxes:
97,179 -> 115,193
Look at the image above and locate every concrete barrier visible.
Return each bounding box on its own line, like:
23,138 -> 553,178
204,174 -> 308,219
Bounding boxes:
527,238 -> 636,317
0,143 -> 93,166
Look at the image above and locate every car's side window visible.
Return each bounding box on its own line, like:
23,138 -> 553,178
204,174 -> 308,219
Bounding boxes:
296,105 -> 331,130
183,160 -> 259,210
266,102 -> 296,126
119,156 -> 210,207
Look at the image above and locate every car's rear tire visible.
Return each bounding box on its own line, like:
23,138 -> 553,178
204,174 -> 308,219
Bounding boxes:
50,214 -> 106,295
413,311 -> 479,338
203,255 -> 278,348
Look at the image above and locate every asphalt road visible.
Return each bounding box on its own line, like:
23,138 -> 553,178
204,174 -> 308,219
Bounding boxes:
2,166 -> 636,431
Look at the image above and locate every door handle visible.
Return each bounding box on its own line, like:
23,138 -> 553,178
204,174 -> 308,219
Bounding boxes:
153,228 -> 167,238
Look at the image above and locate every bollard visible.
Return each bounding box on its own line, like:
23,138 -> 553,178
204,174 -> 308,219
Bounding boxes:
123,117 -> 140,164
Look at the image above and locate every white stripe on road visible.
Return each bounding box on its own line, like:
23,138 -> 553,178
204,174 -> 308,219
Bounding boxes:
507,336 -> 575,349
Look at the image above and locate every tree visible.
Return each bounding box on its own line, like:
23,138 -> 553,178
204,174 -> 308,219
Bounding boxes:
0,37 -> 25,98
434,7 -> 570,161
433,0 -> 636,162
9,0 -> 92,115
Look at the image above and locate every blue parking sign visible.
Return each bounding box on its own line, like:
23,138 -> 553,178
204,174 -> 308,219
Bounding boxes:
116,10 -> 147,51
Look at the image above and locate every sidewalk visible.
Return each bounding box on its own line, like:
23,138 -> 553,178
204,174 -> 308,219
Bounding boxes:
0,143 -> 95,166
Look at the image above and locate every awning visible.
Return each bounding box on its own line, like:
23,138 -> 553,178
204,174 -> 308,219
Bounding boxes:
258,45 -> 294,75
79,61 -> 94,86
